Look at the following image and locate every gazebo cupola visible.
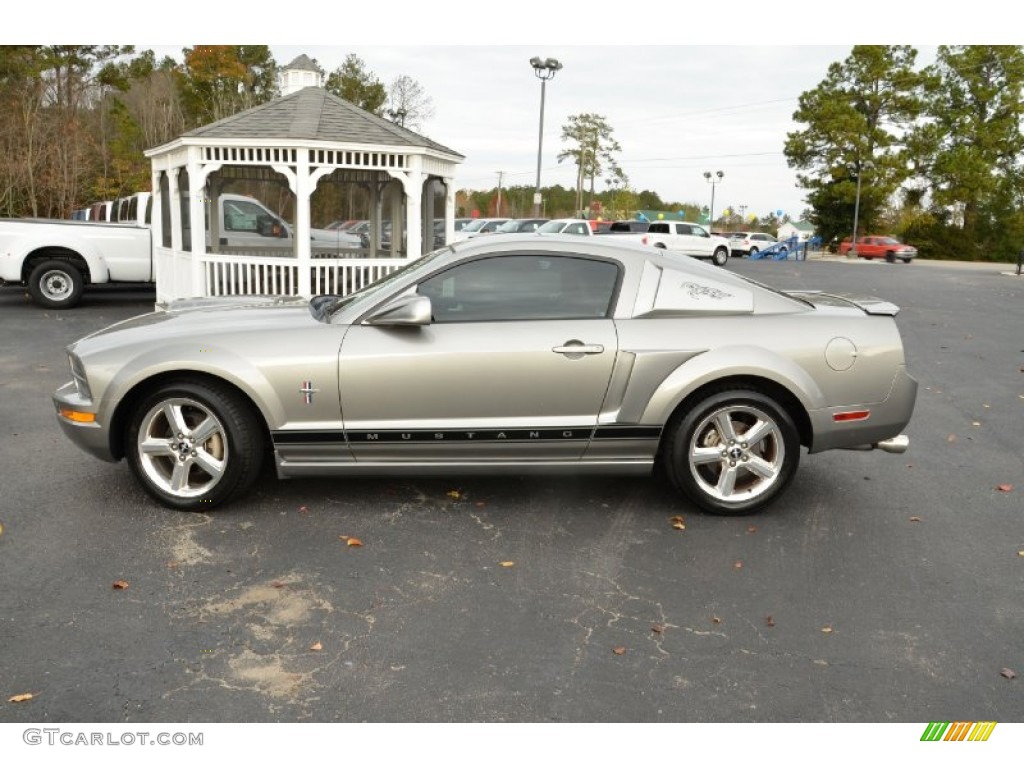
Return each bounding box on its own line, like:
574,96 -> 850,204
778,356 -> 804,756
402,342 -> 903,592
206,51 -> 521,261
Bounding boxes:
279,54 -> 325,96
144,60 -> 464,305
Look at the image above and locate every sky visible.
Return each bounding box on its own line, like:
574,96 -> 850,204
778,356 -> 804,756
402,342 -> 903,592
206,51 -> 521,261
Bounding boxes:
8,3 -> 1004,222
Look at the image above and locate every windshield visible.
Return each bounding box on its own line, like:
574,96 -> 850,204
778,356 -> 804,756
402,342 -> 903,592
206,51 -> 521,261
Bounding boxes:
495,220 -> 522,233
325,246 -> 453,319
878,237 -> 901,245
461,219 -> 488,233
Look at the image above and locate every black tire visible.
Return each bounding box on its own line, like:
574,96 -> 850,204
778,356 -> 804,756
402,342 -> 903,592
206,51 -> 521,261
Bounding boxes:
901,257 -> 912,264
711,247 -> 729,267
748,247 -> 759,256
662,388 -> 800,515
885,250 -> 896,263
125,379 -> 264,511
27,259 -> 85,309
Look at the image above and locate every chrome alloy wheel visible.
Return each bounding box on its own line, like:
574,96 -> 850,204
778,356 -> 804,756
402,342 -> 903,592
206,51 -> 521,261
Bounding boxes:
136,397 -> 228,499
687,404 -> 786,504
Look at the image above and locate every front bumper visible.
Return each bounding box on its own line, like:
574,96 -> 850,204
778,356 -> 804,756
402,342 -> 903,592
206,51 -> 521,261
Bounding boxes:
53,380 -> 116,462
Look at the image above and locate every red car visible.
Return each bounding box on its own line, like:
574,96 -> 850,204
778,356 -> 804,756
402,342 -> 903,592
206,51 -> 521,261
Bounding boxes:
839,236 -> 917,263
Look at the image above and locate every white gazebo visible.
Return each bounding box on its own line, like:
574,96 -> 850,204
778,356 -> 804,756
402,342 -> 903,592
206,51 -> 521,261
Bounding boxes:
144,55 -> 464,305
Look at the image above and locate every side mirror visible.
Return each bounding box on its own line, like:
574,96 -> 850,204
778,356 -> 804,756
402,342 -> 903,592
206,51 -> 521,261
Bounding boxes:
364,295 -> 432,326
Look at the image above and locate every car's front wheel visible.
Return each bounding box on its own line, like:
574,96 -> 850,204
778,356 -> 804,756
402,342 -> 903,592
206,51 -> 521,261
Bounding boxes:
711,247 -> 729,267
125,379 -> 264,511
748,247 -> 759,256
663,388 -> 800,515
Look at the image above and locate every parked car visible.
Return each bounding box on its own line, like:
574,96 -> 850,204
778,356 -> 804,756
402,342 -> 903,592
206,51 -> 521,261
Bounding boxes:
728,232 -> 781,257
597,220 -> 732,266
53,234 -> 916,516
536,218 -> 595,236
494,218 -> 549,234
453,218 -> 510,241
839,236 -> 918,263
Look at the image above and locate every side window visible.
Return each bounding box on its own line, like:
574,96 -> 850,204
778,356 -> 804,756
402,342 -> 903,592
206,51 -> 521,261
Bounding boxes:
568,223 -> 588,235
224,200 -> 263,232
418,255 -> 619,323
649,222 -> 669,234
677,224 -> 692,235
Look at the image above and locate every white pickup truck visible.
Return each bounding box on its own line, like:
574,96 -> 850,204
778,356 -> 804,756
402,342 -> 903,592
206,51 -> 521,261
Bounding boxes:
0,193 -> 361,308
596,220 -> 732,266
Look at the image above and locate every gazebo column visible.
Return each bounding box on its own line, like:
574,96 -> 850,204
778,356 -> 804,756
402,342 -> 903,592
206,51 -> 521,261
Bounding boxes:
295,150 -> 313,297
388,182 -> 404,258
187,150 -> 209,297
390,157 -> 424,261
444,177 -> 456,246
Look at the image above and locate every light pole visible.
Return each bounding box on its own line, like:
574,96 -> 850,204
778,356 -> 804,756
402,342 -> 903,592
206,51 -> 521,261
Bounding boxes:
849,160 -> 872,259
703,170 -> 724,231
530,56 -> 562,217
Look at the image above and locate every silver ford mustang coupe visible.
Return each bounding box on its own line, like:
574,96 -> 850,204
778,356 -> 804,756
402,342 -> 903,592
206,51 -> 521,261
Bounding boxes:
53,235 -> 917,515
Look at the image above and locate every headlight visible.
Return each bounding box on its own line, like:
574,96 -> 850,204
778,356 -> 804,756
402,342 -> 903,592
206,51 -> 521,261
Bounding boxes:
68,353 -> 92,400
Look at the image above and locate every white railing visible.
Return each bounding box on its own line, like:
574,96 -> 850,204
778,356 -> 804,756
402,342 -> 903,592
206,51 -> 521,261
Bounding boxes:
199,253 -> 408,298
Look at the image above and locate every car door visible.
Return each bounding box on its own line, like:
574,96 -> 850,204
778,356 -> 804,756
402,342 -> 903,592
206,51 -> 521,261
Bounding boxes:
338,253 -> 621,462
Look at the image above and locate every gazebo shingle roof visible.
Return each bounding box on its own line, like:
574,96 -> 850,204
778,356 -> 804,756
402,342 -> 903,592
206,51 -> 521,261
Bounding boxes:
184,87 -> 463,159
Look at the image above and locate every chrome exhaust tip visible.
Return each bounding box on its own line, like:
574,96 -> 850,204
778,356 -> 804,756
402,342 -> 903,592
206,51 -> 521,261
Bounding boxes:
874,435 -> 909,454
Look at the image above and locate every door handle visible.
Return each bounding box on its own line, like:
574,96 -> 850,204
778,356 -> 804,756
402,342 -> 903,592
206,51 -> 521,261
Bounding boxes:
552,340 -> 605,356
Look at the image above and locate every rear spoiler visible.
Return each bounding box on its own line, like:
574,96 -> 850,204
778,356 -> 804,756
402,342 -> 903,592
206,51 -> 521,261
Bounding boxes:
787,291 -> 900,316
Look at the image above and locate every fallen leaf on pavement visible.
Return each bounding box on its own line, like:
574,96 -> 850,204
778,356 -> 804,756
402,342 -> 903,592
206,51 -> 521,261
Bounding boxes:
651,624 -> 666,634
612,646 -> 627,656
447,490 -> 462,499
711,616 -> 722,625
298,505 -> 309,514
909,516 -> 922,523
8,693 -> 33,703
997,484 -> 1013,492
733,561 -> 743,570
1000,668 -> 1016,679
765,615 -> 775,627
112,580 -> 129,590
499,561 -> 515,567
972,421 -> 982,427
821,625 -> 834,634
671,519 -> 686,530
345,538 -> 363,547
747,526 -> 758,534
309,641 -> 322,652
947,434 -> 956,442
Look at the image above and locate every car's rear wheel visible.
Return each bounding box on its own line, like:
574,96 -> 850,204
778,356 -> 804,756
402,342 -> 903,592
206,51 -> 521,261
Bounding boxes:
125,379 -> 264,511
748,246 -> 759,256
27,259 -> 85,309
711,247 -> 729,267
663,388 -> 800,515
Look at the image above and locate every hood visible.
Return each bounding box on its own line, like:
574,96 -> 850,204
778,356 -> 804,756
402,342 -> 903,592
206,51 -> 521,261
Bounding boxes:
71,295 -> 319,356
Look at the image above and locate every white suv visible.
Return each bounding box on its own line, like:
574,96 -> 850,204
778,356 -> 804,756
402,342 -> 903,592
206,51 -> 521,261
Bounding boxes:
728,232 -> 780,256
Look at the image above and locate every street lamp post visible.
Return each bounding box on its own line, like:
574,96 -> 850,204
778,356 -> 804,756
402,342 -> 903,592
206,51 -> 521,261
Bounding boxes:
530,56 -> 563,217
703,170 -> 724,230
849,160 -> 872,259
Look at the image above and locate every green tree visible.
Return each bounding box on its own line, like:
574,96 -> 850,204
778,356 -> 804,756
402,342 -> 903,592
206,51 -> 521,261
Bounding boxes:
558,113 -> 622,214
326,54 -> 386,115
915,45 -> 1024,257
785,45 -> 925,243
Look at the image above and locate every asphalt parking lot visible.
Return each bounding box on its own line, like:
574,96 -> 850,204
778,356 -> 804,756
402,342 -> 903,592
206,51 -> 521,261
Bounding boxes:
0,258 -> 1021,725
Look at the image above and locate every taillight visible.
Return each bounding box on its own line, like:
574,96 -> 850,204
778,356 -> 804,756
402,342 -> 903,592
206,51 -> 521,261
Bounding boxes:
641,235 -> 649,245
